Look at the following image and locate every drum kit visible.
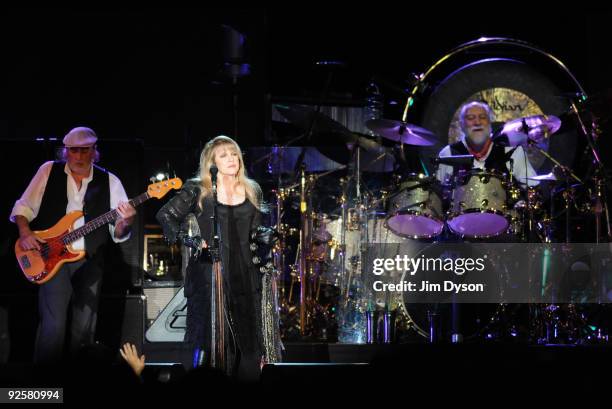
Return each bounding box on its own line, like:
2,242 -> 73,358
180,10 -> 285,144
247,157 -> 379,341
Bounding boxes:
256,98 -> 611,344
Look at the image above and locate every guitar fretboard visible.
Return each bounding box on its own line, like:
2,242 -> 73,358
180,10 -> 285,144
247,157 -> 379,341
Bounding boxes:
61,192 -> 150,245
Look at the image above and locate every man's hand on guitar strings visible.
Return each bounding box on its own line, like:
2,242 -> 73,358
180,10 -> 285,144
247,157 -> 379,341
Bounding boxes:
18,230 -> 46,251
116,201 -> 136,224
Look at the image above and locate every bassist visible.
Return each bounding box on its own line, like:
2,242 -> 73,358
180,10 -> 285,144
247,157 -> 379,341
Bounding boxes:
9,127 -> 136,364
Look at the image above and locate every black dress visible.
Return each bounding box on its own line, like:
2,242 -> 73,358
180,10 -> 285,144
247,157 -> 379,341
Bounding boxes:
156,180 -> 280,380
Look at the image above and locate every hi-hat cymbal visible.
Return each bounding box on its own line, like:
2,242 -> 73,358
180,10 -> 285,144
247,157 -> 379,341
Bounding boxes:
526,172 -> 557,181
365,119 -> 437,146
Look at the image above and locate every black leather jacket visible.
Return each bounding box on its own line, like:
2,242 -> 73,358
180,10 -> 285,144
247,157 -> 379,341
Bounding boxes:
156,179 -> 277,272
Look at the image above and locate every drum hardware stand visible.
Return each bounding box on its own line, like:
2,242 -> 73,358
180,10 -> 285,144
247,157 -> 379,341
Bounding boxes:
267,147 -> 291,323
366,305 -> 395,344
562,175 -> 574,244
507,157 -> 528,242
275,188 -> 290,309
272,63 -> 339,340
298,164 -> 309,336
348,143 -> 367,306
510,110 -> 608,343
509,155 -> 539,243
451,298 -> 463,343
524,147 -> 598,343
422,159 -> 450,343
337,176 -> 350,305
428,309 -> 441,343
526,138 -> 583,243
338,141 -> 383,342
570,100 -> 609,218
296,166 -> 352,338
591,173 -> 607,244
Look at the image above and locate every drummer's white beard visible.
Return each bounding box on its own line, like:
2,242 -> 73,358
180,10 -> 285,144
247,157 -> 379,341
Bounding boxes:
466,125 -> 491,147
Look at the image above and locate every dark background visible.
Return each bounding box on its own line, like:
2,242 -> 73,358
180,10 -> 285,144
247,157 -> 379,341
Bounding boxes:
0,7 -> 610,361
0,9 -> 608,177
0,8 -> 609,141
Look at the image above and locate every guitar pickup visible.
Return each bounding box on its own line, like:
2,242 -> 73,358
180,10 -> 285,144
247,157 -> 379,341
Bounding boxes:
20,255 -> 31,269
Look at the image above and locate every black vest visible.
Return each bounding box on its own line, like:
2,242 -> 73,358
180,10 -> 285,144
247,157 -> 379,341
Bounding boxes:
449,140 -> 509,176
30,161 -> 111,259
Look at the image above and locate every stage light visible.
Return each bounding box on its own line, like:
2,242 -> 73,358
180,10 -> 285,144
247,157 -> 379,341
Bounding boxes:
149,172 -> 168,183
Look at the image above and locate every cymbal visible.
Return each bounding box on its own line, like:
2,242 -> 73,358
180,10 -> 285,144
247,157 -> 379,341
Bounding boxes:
365,119 -> 437,146
247,146 -> 345,175
315,133 -> 391,168
275,104 -> 382,165
349,132 -> 383,151
275,104 -> 351,141
526,172 -> 557,181
528,165 -> 583,185
500,115 -> 562,146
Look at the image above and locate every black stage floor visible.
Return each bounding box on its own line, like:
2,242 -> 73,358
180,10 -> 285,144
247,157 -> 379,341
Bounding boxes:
143,341 -> 612,364
1,343 -> 610,402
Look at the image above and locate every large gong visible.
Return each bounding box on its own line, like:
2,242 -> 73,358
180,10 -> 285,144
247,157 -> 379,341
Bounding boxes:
403,38 -> 585,175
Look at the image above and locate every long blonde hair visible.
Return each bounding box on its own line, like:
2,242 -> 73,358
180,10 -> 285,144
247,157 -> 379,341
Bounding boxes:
195,135 -> 263,210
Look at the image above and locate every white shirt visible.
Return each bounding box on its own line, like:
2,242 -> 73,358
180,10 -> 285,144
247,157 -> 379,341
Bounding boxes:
10,161 -> 131,251
435,137 -> 539,187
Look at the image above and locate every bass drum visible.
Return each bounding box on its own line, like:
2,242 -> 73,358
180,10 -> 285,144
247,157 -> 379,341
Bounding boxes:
396,242 -> 504,341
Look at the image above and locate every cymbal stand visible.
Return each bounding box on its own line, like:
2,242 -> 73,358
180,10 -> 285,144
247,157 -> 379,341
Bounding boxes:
527,139 -> 582,243
570,101 -> 611,242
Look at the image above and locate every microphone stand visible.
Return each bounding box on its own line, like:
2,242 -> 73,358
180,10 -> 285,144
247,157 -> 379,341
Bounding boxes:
209,168 -> 225,371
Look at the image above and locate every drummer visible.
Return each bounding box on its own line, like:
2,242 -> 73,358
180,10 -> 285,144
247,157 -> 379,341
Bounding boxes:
435,101 -> 538,186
